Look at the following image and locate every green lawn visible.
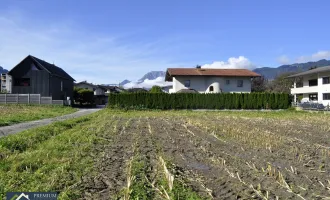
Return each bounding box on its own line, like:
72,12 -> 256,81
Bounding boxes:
0,105 -> 78,127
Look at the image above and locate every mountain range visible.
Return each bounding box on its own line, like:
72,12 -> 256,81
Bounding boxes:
0,66 -> 8,74
254,59 -> 330,79
121,59 -> 330,87
119,71 -> 166,86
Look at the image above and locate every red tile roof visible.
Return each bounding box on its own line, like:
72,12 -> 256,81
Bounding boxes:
165,68 -> 261,81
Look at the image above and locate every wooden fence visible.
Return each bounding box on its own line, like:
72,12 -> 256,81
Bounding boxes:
0,94 -> 64,105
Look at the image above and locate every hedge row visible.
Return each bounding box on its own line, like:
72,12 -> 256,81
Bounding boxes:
108,93 -> 290,110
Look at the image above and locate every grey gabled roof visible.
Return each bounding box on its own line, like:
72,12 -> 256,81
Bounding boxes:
75,81 -> 96,87
30,56 -> 75,81
288,66 -> 330,78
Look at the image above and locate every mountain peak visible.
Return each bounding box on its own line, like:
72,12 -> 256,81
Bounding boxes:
138,71 -> 166,83
119,79 -> 131,86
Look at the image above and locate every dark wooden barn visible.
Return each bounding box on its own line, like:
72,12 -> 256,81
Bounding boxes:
8,55 -> 75,100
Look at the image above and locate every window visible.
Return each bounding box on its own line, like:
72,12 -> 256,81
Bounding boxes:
309,94 -> 318,101
14,78 -> 30,86
309,79 -> 318,86
237,80 -> 243,87
226,80 -> 230,85
323,93 -> 330,100
209,86 -> 214,92
184,80 -> 190,87
323,77 -> 330,84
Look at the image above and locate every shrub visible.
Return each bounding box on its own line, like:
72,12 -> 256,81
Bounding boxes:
74,87 -> 94,105
149,85 -> 163,93
108,93 -> 290,110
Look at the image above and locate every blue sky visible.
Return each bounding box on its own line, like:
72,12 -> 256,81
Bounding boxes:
0,0 -> 330,84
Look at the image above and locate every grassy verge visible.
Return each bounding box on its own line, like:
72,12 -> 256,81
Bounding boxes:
0,111 -> 100,199
0,105 -> 78,127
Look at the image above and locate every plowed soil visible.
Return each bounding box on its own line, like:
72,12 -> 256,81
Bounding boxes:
78,111 -> 330,200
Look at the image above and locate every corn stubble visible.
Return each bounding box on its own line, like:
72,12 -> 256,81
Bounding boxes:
1,109 -> 330,199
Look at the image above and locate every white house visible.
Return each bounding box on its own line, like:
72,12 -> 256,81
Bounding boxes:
288,66 -> 330,106
0,73 -> 12,93
165,68 -> 261,93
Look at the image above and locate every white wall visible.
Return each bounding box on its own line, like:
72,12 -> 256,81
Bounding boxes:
171,76 -> 252,93
6,75 -> 12,93
318,72 -> 330,106
292,72 -> 330,106
173,76 -> 206,93
220,77 -> 251,93
0,74 -> 12,93
95,88 -> 105,95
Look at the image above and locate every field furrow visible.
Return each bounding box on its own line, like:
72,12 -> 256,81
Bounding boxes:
2,110 -> 330,199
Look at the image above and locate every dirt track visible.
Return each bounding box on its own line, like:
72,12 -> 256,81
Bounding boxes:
0,108 -> 101,137
77,112 -> 330,200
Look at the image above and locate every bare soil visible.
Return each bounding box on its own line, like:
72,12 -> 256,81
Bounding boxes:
78,111 -> 330,200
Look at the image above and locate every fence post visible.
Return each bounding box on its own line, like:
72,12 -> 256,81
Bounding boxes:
17,93 -> 19,104
4,93 -> 6,104
28,93 -> 30,104
39,94 -> 41,104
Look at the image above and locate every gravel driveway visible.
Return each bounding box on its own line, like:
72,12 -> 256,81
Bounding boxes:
0,108 -> 101,138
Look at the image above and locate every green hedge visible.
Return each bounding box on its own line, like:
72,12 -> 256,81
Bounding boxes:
108,93 -> 290,110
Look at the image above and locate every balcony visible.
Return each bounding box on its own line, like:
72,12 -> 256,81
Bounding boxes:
291,86 -> 318,94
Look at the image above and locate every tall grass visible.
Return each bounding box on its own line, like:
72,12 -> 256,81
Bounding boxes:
0,112 -> 99,199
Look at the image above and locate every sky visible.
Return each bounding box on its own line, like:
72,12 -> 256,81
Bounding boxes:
1,0 -> 330,85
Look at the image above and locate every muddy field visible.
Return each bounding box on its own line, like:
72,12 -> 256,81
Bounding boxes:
76,111 -> 330,200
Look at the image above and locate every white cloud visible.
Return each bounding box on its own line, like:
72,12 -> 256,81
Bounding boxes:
277,55 -> 290,64
296,51 -> 330,63
124,77 -> 172,89
0,11 -> 179,84
201,56 -> 256,70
